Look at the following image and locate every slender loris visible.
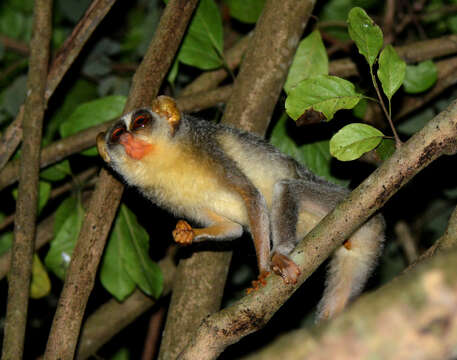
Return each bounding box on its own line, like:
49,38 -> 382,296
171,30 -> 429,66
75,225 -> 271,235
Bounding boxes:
96,96 -> 385,320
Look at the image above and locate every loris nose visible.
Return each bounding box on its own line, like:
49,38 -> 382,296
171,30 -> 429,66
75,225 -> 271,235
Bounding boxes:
119,131 -> 133,145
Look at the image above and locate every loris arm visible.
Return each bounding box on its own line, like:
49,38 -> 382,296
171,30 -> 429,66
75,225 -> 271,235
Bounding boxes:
172,168 -> 272,278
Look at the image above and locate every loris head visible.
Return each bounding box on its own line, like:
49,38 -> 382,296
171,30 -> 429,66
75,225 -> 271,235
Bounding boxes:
96,96 -> 182,182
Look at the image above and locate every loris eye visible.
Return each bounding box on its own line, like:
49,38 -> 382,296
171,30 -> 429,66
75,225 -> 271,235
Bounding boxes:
110,125 -> 126,143
131,110 -> 152,131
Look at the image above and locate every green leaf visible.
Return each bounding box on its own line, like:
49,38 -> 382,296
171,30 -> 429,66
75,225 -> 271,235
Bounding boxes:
377,45 -> 406,100
9,0 -> 34,13
284,30 -> 328,94
111,348 -> 130,360
0,231 -> 13,256
40,160 -> 71,182
375,138 -> 395,161
12,181 -> 51,215
224,0 -> 265,23
53,196 -> 79,235
403,60 -> 438,94
352,97 -> 368,119
0,213 -> 12,256
45,198 -> 85,280
101,205 -> 163,301
59,95 -> 126,156
178,0 -> 224,70
330,123 -> 384,161
30,254 -> 51,299
44,79 -> 98,142
347,7 -> 383,67
269,113 -> 348,185
285,75 -> 362,121
0,5 -> 25,39
100,220 -> 136,301
318,0 -> 353,40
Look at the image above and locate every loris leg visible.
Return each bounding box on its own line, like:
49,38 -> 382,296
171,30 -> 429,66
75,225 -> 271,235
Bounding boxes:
172,210 -> 242,245
271,179 -> 385,320
270,180 -> 302,284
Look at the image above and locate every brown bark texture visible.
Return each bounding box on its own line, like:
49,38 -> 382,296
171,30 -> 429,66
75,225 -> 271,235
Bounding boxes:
1,0 -> 52,359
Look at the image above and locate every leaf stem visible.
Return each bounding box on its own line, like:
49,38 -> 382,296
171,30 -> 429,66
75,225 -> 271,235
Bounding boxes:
370,67 -> 402,147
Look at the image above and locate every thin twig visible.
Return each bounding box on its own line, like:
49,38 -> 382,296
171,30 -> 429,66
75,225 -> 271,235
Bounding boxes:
395,221 -> 419,264
370,68 -> 402,146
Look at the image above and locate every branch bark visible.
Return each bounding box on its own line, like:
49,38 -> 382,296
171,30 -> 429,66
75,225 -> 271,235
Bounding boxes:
223,0 -> 316,135
241,248 -> 457,360
43,1 -> 199,358
1,0 -> 52,358
177,98 -> 457,360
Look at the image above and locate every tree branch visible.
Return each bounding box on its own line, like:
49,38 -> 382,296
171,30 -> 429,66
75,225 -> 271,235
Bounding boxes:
241,248 -> 457,360
1,0 -> 52,358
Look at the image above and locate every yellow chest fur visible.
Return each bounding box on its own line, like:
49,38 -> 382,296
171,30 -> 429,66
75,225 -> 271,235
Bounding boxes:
118,139 -> 248,226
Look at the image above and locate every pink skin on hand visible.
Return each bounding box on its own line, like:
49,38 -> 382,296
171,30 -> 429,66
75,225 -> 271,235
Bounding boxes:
119,132 -> 153,160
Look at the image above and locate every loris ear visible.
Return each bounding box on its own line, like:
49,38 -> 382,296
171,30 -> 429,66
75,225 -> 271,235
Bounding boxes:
151,96 -> 182,136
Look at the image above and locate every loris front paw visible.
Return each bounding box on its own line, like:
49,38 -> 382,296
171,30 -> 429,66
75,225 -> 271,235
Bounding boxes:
172,220 -> 194,245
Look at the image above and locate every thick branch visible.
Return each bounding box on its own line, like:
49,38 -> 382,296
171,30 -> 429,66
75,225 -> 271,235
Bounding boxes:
1,1 -> 52,359
43,1 -> 199,359
178,99 -> 457,360
242,248 -> 457,360
223,0 -> 316,135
